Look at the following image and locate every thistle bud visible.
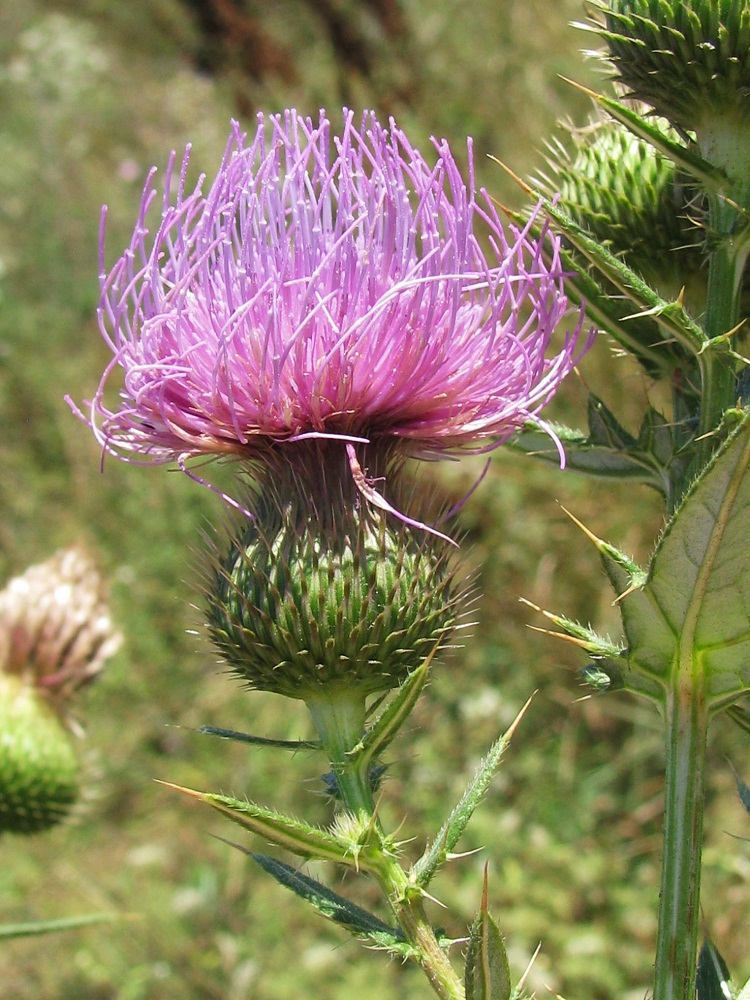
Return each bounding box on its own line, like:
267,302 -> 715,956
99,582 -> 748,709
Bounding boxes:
596,0 -> 750,133
206,449 -> 461,703
0,548 -> 121,834
541,119 -> 702,293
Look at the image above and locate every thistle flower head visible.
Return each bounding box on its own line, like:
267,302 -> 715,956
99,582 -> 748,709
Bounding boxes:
591,0 -> 750,131
0,548 -> 120,835
74,109 -> 589,488
0,547 -> 121,706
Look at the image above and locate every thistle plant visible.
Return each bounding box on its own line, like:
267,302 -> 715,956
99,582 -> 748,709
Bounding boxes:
71,108 -> 590,999
66,2 -> 750,994
508,2 -> 750,997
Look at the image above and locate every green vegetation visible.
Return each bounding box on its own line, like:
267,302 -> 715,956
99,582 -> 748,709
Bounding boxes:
0,2 -> 747,997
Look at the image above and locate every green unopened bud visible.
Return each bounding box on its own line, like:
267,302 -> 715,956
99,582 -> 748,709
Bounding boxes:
541,119 -> 702,292
206,450 -> 461,702
594,0 -> 750,132
0,674 -> 80,834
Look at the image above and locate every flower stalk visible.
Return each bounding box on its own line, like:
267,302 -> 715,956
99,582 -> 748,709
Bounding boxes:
654,669 -> 709,1000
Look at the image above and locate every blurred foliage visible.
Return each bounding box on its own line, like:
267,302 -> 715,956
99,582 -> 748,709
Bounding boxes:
0,1 -> 748,998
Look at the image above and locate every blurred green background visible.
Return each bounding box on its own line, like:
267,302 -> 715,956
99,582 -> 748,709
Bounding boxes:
1,1 -> 748,998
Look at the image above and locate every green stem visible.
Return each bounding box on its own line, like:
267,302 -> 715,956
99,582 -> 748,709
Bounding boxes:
305,686 -> 465,1000
693,113 -> 750,475
305,685 -> 374,817
697,194 -> 744,456
382,862 -> 466,1000
653,670 -> 709,1000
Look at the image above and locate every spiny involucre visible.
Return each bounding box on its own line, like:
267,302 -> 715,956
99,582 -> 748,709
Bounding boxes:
71,109 -> 591,479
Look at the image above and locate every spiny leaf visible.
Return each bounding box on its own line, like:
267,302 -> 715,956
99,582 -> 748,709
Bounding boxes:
158,781 -> 386,875
354,650 -> 434,772
464,869 -> 511,1000
696,937 -> 733,1000
539,198 -> 708,358
562,80 -> 727,192
615,413 -> 750,703
509,422 -> 668,491
0,913 -> 122,940
243,850 -> 415,957
198,726 -> 319,751
411,698 -> 531,888
502,202 -> 687,379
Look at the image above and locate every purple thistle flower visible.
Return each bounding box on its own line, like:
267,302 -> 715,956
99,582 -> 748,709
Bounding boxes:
72,109 -> 591,491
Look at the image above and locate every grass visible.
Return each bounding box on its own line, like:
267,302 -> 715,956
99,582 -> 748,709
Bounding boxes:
1,2 -> 748,998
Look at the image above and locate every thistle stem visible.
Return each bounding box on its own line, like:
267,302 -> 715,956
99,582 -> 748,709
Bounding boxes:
653,670 -> 709,1000
693,115 -> 750,474
305,685 -> 465,1000
695,192 -> 745,474
305,686 -> 374,817
382,863 -> 466,1000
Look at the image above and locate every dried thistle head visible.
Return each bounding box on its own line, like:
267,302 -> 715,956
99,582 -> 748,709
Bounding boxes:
0,548 -> 121,835
0,546 -> 121,708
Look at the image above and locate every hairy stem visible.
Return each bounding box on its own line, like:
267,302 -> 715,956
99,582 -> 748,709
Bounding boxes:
306,686 -> 465,1000
653,669 -> 709,1000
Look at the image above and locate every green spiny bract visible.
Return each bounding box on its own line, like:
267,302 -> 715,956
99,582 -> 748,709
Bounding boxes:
0,674 -> 80,835
593,0 -> 750,131
206,454 -> 461,701
541,120 -> 703,291
536,117 -> 705,375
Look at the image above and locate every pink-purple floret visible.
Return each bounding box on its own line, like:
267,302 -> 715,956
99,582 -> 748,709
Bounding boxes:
76,109 -> 592,467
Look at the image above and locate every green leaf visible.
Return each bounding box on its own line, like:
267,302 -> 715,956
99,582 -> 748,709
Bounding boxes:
158,781 -> 386,875
411,699 -> 530,888
0,913 -> 120,940
612,414 -> 750,703
354,652 -> 433,772
464,872 -> 511,1000
197,726 -> 320,751
587,394 -> 637,451
508,423 -> 668,491
539,199 -> 708,359
738,976 -> 750,1000
246,851 -> 416,958
569,83 -> 727,192
696,937 -> 733,1000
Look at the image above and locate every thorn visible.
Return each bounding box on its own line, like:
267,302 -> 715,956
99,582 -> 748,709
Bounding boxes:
612,581 -> 641,605
504,692 -> 535,741
526,625 -> 603,650
154,779 -> 206,800
420,888 -> 448,910
446,847 -> 484,861
518,596 -> 542,612
486,155 -> 534,195
559,504 -> 606,547
517,941 -> 542,993
557,76 -> 600,100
